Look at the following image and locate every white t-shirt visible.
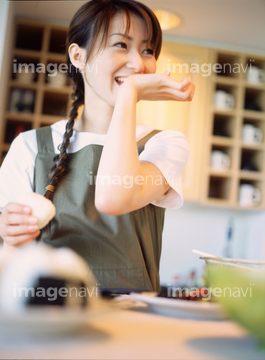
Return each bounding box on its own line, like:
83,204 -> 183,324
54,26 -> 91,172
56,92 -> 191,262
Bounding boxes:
0,120 -> 189,210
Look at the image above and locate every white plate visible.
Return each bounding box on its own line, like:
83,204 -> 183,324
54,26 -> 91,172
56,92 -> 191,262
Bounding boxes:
129,293 -> 227,320
0,301 -> 110,335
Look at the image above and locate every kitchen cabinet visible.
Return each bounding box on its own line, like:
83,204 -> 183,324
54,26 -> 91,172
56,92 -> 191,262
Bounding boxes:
137,44 -> 265,209
0,20 -> 72,164
137,42 -> 211,201
201,50 -> 265,209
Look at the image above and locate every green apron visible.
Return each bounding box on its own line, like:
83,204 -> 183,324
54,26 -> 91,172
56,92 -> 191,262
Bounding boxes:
34,126 -> 165,291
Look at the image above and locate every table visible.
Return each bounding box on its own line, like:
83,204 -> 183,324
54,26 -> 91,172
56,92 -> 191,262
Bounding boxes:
0,305 -> 264,360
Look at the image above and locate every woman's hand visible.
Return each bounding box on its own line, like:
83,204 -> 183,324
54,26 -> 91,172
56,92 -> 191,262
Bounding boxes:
121,71 -> 195,103
0,203 -> 40,247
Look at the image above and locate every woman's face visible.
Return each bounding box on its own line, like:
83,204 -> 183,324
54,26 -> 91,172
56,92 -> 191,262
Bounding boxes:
82,12 -> 157,107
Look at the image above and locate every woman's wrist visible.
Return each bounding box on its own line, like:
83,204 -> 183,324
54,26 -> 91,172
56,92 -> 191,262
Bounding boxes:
116,77 -> 139,103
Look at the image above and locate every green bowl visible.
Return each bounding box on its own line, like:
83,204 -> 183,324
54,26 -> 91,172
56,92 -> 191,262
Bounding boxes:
204,258 -> 265,348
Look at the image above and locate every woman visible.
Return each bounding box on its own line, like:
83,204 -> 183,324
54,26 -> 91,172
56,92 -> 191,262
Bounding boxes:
0,0 -> 195,291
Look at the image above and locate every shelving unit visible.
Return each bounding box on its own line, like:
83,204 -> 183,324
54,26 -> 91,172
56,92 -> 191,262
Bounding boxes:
0,20 -> 72,164
203,50 -> 265,209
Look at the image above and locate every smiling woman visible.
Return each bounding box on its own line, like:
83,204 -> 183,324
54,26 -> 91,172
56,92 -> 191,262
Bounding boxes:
0,0 -> 195,291
69,13 -> 157,113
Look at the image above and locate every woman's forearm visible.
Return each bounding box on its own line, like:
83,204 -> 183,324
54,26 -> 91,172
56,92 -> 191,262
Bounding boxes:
95,83 -> 142,214
95,74 -> 194,215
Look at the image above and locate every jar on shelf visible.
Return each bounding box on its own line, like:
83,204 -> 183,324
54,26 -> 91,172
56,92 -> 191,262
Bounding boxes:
16,67 -> 35,83
9,89 -> 23,112
22,90 -> 35,113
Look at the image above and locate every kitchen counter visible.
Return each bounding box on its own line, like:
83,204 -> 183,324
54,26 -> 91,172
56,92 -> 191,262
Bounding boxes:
0,306 -> 264,360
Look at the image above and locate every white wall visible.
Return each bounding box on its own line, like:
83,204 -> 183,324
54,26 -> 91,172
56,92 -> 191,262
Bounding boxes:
244,211 -> 265,259
0,0 -> 9,73
0,0 -> 14,142
159,202 -> 264,284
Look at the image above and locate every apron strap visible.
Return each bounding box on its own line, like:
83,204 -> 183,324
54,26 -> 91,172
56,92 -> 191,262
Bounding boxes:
35,126 -> 159,154
36,126 -> 55,154
137,129 -> 161,154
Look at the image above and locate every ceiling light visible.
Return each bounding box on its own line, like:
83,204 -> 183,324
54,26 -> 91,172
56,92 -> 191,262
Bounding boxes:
153,9 -> 181,31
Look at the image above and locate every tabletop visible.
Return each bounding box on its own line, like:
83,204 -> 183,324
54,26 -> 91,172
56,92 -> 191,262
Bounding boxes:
0,303 -> 264,360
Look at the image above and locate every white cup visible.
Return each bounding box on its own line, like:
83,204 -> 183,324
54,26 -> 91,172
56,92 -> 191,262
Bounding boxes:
214,90 -> 234,110
246,66 -> 265,84
239,184 -> 261,207
48,72 -> 67,87
242,124 -> 262,144
211,150 -> 230,171
17,67 -> 35,83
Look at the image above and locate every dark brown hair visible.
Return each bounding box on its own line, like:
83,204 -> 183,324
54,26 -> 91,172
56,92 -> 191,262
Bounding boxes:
43,0 -> 162,203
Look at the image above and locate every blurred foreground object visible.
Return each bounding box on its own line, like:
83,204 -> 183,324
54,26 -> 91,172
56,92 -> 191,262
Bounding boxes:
0,244 -> 98,313
204,257 -> 265,348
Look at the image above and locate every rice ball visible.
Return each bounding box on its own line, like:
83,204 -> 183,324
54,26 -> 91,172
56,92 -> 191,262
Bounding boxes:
0,244 -> 98,313
16,192 -> 56,229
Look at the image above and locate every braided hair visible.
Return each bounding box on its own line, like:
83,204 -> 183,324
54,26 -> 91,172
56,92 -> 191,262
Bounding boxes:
44,87 -> 84,201
41,0 -> 162,230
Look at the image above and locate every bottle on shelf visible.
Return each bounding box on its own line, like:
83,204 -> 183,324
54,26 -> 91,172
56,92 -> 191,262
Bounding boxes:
22,90 -> 35,113
9,89 -> 23,112
8,89 -> 35,114
223,218 -> 233,258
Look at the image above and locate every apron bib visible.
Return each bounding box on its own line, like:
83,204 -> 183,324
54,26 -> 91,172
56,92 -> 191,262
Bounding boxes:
34,126 -> 165,291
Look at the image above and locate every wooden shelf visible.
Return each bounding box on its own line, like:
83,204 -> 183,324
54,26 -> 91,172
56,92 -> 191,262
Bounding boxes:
202,49 -> 265,210
39,115 -> 67,124
242,110 -> 265,120
4,111 -> 35,121
212,108 -> 237,116
8,81 -> 72,93
202,198 -> 232,207
243,81 -> 265,90
13,48 -> 42,58
8,80 -> 38,90
210,136 -> 235,146
208,169 -> 233,178
45,53 -> 66,62
42,84 -> 72,94
2,144 -> 11,152
238,171 -> 264,181
0,19 -> 71,164
240,142 -> 265,150
214,76 -> 239,86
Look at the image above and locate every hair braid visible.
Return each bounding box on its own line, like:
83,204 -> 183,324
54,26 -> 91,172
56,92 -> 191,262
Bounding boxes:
37,87 -> 83,240
44,87 -> 84,202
